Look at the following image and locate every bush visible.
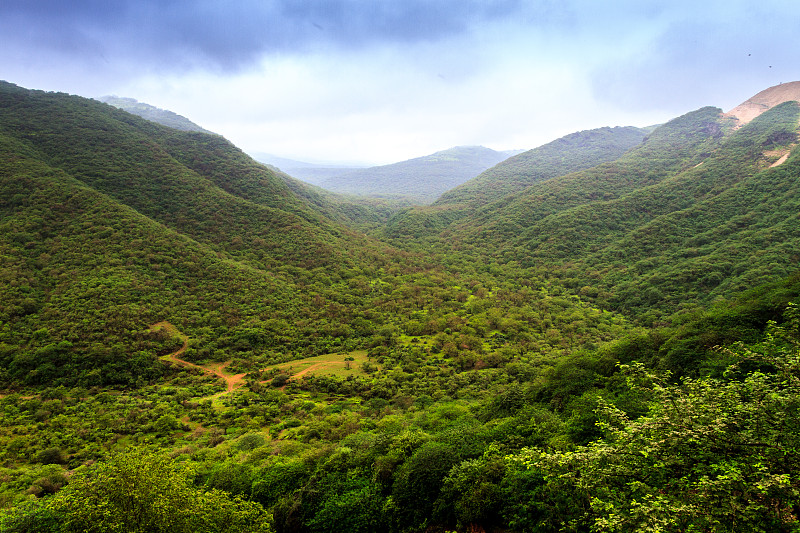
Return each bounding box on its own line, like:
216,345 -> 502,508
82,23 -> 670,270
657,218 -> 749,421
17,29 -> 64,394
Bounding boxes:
237,433 -> 266,451
49,448 -> 273,533
271,374 -> 289,387
35,448 -> 65,465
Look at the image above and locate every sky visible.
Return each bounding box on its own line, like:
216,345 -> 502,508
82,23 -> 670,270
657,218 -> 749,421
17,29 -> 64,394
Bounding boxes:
2,0 -> 797,165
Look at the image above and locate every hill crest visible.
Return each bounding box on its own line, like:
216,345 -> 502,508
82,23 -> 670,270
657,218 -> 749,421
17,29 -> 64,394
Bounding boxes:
725,81 -> 800,125
96,95 -> 214,134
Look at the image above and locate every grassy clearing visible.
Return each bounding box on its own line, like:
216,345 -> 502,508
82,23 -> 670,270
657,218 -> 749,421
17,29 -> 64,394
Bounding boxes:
264,350 -> 378,379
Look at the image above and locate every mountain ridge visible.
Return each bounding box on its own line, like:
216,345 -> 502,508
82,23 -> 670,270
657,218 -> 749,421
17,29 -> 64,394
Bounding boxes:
438,100 -> 800,319
96,95 -> 215,134
724,80 -> 800,126
382,125 -> 652,240
436,126 -> 651,207
0,82 -> 390,273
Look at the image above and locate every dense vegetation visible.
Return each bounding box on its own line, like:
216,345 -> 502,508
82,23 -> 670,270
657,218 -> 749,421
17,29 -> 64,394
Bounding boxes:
437,126 -> 651,208
382,126 -> 650,241
436,103 -> 800,323
1,80 -> 800,532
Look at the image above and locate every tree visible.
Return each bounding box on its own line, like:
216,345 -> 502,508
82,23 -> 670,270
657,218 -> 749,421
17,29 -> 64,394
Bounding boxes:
0,499 -> 61,533
518,306 -> 800,532
390,441 -> 459,529
49,448 -> 273,533
435,445 -> 507,529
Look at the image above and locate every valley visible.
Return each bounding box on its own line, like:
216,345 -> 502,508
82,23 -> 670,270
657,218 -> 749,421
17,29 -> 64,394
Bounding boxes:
0,80 -> 799,532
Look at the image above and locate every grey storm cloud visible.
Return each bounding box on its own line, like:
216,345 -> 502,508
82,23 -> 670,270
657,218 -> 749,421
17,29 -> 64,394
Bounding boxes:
2,0 -> 536,71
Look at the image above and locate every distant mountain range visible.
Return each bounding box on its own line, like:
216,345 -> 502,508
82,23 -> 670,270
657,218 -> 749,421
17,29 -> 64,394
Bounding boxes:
249,153 -> 367,185
261,145 -> 522,204
383,126 -> 652,239
320,146 -> 522,203
436,126 -> 653,208
91,98 -> 522,205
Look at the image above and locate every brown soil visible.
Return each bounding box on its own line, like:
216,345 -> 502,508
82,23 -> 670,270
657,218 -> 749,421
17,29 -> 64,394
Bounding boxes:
725,81 -> 800,126
151,322 -> 246,394
770,153 -> 790,167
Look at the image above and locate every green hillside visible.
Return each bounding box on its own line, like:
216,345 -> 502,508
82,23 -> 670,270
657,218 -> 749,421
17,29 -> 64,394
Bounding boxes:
1,81 -> 800,533
0,82 -> 384,273
0,133 -> 288,387
445,102 -> 800,320
442,106 -> 730,244
382,125 -> 651,241
437,126 -> 650,207
0,82 -> 417,390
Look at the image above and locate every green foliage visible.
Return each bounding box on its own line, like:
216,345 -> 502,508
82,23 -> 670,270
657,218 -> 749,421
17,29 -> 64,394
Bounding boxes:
438,126 -> 650,207
390,441 -> 460,528
0,499 -> 61,533
251,459 -> 309,509
435,446 -> 507,528
521,309 -> 800,531
49,448 -> 272,533
304,477 -> 386,533
34,448 -> 65,465
2,80 -> 800,533
237,433 -> 266,451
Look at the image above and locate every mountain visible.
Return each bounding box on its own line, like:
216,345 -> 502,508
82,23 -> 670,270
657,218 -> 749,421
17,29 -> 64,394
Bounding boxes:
439,85 -> 800,319
0,136 -> 291,386
0,81 -> 407,388
314,145 -> 519,204
3,84 -> 389,271
96,95 -> 214,133
436,126 -> 652,208
383,126 -> 651,240
249,152 -> 365,187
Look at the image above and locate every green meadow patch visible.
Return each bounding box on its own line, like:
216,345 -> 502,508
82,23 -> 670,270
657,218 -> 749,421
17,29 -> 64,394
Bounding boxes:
263,350 -> 378,380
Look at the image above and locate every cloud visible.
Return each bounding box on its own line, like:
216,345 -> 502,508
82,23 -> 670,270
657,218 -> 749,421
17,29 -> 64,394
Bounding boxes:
3,0 -> 796,164
2,0 -> 531,73
588,1 -> 800,112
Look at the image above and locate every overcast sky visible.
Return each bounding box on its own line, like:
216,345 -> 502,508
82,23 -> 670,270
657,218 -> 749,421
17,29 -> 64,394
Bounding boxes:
2,0 -> 796,165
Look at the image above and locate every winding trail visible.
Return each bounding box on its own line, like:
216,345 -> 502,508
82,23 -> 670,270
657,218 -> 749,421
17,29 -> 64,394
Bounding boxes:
151,323 -> 369,395
150,322 -> 246,394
